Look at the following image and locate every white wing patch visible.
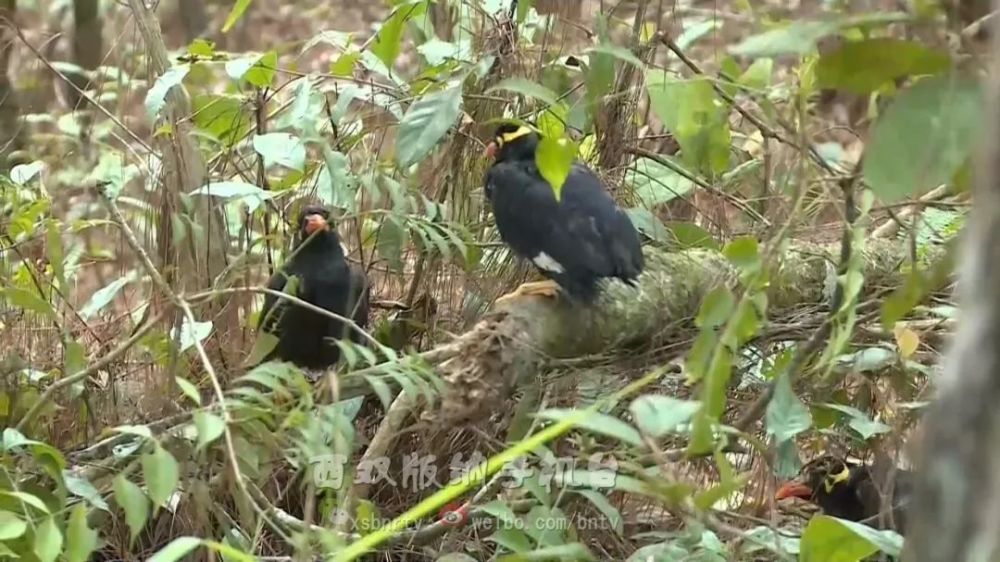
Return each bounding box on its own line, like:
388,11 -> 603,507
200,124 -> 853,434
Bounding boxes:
532,252 -> 565,274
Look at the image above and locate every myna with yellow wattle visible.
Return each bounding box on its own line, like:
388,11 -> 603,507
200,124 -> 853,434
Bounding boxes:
483,123 -> 644,304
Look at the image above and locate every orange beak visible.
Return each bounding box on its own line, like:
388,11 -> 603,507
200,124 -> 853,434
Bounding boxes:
775,481 -> 813,501
304,213 -> 329,235
485,141 -> 499,159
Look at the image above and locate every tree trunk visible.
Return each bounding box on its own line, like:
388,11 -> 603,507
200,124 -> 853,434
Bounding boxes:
904,14 -> 1000,561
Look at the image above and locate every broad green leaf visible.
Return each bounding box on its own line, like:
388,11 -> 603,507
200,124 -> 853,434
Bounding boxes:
863,76 -> 982,202
80,274 -> 134,319
149,536 -> 202,562
395,85 -> 463,168
193,411 -> 226,451
145,65 -> 191,120
33,517 -> 63,562
488,527 -> 533,553
192,94 -> 250,143
723,236 -> 760,272
817,38 -> 950,94
0,511 -> 27,540
629,395 -> 701,437
225,51 -> 277,87
377,215 -> 408,273
536,408 -> 642,446
65,504 -> 99,562
836,347 -> 896,372
766,374 -> 812,444
625,208 -> 671,243
175,377 -> 201,405
318,147 -> 358,210
822,403 -> 891,440
738,58 -> 773,90
535,136 -> 578,200
222,0 -> 253,32
142,444 -> 180,508
647,76 -> 730,175
730,14 -> 909,58
572,490 -> 624,534
0,491 -> 50,513
830,517 -> 903,557
624,156 -> 696,206
187,38 -> 215,58
667,222 -> 720,250
370,1 -> 426,68
253,132 -> 306,172
189,181 -> 273,213
4,287 -> 55,317
586,44 -> 644,68
696,286 -> 735,328
64,471 -> 110,511
113,475 -> 149,542
170,317 -> 213,353
487,77 -> 561,108
677,19 -> 722,50
798,515 -> 902,562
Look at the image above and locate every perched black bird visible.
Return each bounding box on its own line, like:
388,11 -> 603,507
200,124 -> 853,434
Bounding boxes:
775,455 -> 911,530
257,205 -> 370,370
483,124 -> 644,303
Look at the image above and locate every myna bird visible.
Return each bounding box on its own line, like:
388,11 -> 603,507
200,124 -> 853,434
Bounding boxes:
257,205 -> 370,370
483,123 -> 644,304
775,455 -> 911,530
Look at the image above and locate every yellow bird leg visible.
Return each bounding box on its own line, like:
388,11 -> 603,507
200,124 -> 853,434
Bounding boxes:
495,279 -> 561,305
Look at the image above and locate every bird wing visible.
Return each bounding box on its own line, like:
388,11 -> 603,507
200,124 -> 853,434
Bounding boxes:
487,161 -> 614,278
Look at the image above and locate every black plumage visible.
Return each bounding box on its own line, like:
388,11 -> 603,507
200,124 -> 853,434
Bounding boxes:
483,124 -> 644,303
257,205 -> 370,370
775,455 -> 911,530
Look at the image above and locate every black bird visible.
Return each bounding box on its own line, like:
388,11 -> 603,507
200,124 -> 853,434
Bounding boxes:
775,455 -> 911,530
483,124 -> 644,304
257,205 -> 370,370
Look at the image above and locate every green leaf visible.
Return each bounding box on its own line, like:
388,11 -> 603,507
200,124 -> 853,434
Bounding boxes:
175,377 -> 201,405
33,517 -> 63,562
667,222 -> 720,250
696,286 -> 735,328
723,236 -> 760,272
65,504 -> 99,562
193,411 -> 226,451
572,490 -> 623,534
4,287 -> 55,317
222,0 -> 253,32
535,136 -> 578,200
80,274 -> 134,319
629,395 -> 701,437
395,85 -> 463,168
370,1 -> 425,68
64,471 -> 110,511
799,515 -> 903,562
730,21 -> 838,57
142,445 -> 180,508
488,527 -> 533,553
253,132 -> 306,172
225,51 -> 277,87
171,317 -> 213,353
817,39 -> 950,94
586,44 -> 644,68
189,181 -> 274,213
0,491 -> 50,513
145,65 -> 190,120
647,75 -> 730,175
376,215 -> 408,273
863,76 -> 982,202
0,511 -> 27,540
766,374 -> 812,444
113,475 -> 149,542
821,403 -> 891,440
192,94 -> 250,143
149,536 -> 202,562
487,77 -> 561,108
625,208 -> 671,243
624,156 -> 696,206
536,408 -> 643,446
